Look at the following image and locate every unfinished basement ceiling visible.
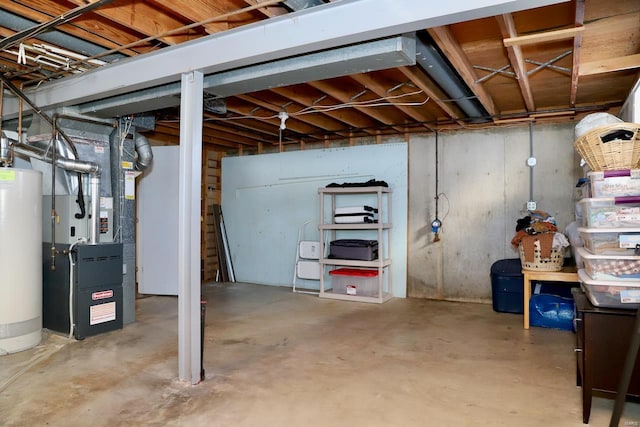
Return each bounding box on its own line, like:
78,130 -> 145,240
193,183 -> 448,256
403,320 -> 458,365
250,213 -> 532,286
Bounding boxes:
0,0 -> 638,151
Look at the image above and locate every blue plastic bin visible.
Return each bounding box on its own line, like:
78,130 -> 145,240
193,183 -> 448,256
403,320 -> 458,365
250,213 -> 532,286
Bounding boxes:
491,259 -> 524,313
529,294 -> 575,331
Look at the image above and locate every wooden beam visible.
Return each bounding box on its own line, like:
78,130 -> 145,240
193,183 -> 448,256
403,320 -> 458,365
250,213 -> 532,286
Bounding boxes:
428,26 -> 497,117
503,26 -> 584,47
349,73 -> 432,123
242,0 -> 289,17
579,54 -> 640,76
496,14 -> 535,112
153,0 -> 230,34
269,86 -> 377,133
493,117 -> 534,125
307,80 -> 406,133
570,0 -> 585,106
235,94 -> 324,137
66,0 -> 196,45
0,1 -> 147,56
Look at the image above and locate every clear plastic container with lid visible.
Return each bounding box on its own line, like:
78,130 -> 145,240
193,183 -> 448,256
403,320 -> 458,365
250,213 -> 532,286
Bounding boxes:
578,227 -> 640,255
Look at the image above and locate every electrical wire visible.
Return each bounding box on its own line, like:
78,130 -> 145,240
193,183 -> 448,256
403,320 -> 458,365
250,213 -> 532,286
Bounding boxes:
200,90 -> 430,123
68,238 -> 87,339
433,130 -> 441,242
113,117 -> 134,242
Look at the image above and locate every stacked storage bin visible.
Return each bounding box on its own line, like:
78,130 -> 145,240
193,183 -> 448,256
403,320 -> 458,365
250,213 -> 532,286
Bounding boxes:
576,169 -> 640,309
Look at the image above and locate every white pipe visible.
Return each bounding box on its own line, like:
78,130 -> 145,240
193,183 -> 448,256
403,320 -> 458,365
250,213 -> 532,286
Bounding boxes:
89,176 -> 100,244
68,238 -> 87,339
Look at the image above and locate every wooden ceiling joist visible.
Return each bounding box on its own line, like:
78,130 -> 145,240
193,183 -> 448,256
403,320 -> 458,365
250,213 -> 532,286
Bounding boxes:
496,13 -> 535,112
502,25 -> 584,47
427,26 -> 497,117
269,86 -> 378,132
397,65 -> 466,125
307,80 -> 407,134
0,0 -> 637,150
65,0 -> 197,45
348,73 -> 433,129
570,0 -> 585,106
579,54 -> 640,76
152,0 -> 230,34
235,94 -> 325,138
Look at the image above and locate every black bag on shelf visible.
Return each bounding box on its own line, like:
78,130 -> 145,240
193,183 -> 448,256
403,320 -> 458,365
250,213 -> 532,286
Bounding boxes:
329,239 -> 378,261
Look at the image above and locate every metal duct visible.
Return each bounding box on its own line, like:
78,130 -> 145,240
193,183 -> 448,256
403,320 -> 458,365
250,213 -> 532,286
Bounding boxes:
0,9 -> 126,63
134,133 -> 153,170
12,142 -> 102,243
204,34 -> 416,98
415,32 -> 489,121
12,143 -> 100,176
78,34 -> 416,117
283,0 -> 326,11
0,133 -> 10,166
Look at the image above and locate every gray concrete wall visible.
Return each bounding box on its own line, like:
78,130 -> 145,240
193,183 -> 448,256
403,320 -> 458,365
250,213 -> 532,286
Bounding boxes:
407,122 -> 578,302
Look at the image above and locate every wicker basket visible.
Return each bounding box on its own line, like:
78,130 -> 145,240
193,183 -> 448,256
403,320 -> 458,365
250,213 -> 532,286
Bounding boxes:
574,123 -> 640,171
519,242 -> 564,272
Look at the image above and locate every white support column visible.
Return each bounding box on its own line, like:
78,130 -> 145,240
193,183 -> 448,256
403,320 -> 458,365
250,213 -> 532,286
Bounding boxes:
178,70 -> 203,384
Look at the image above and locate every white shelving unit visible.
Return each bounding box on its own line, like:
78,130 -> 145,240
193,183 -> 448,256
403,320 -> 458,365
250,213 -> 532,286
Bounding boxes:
318,186 -> 392,304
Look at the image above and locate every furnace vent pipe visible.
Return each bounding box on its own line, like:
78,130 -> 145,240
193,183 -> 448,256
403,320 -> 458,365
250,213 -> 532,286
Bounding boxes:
12,142 -> 102,244
13,143 -> 100,175
0,133 -> 11,166
134,133 -> 153,171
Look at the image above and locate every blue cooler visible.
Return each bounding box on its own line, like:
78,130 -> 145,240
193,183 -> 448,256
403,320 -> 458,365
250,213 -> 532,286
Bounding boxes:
490,259 -> 524,314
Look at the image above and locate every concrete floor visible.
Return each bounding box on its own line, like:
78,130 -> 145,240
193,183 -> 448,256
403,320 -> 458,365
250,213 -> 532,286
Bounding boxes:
1,282 -> 639,427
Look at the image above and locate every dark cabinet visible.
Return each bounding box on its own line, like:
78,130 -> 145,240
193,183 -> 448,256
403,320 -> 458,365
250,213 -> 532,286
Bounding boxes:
573,288 -> 640,423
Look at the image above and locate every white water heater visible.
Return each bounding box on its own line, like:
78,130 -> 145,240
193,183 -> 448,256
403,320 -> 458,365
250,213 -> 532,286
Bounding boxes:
0,168 -> 43,354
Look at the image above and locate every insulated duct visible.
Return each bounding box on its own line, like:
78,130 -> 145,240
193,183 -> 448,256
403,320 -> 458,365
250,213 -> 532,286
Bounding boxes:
415,32 -> 489,122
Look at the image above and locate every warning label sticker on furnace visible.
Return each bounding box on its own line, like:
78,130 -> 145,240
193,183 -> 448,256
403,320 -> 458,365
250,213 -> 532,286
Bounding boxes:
92,290 -> 113,300
90,302 -> 116,325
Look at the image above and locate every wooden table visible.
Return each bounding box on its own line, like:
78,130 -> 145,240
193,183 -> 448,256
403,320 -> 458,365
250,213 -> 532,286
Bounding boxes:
522,266 -> 578,329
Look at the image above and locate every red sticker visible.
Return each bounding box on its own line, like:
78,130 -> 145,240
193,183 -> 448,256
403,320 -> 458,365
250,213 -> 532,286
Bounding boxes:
92,290 -> 113,300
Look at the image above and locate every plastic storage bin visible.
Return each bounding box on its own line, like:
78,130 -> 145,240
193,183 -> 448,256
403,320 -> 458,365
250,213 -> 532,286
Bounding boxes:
579,198 -> 640,228
588,169 -> 640,198
490,259 -> 524,313
577,247 -> 640,280
328,268 -> 379,297
578,227 -> 640,255
578,269 -> 640,309
529,294 -> 575,331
